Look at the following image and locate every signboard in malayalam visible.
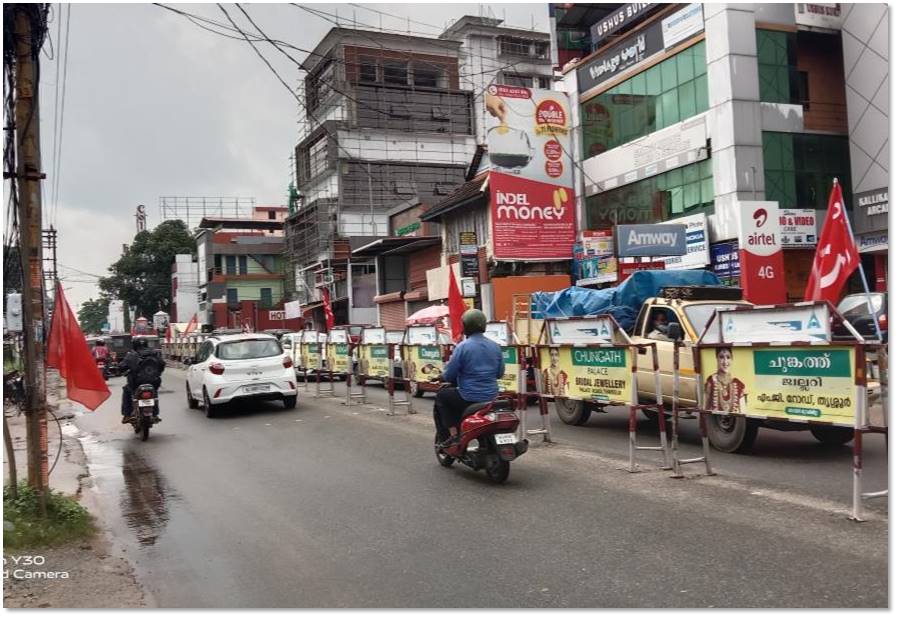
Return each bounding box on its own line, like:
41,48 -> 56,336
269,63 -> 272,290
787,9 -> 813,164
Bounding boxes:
616,223 -> 687,257
699,346 -> 856,426
301,341 -> 322,370
487,86 -> 576,260
497,347 -> 521,394
359,344 -> 390,378
661,213 -> 709,269
546,317 -> 616,344
539,346 -> 633,403
326,343 -> 350,374
712,305 -> 831,344
577,3 -> 704,94
779,209 -> 817,247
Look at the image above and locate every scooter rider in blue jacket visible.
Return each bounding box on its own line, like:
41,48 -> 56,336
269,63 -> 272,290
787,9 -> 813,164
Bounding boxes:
432,309 -> 504,447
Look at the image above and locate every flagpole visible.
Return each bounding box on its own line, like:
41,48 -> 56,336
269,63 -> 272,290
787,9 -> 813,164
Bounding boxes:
834,178 -> 884,342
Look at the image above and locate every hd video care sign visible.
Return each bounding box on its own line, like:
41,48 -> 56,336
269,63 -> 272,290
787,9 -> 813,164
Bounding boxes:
487,85 -> 575,260
698,346 -> 858,426
538,346 -> 633,403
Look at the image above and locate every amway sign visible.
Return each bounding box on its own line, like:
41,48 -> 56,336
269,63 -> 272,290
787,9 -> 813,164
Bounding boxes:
616,224 -> 687,257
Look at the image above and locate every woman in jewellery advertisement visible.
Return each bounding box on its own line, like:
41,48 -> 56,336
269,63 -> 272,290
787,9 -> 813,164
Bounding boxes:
704,347 -> 747,413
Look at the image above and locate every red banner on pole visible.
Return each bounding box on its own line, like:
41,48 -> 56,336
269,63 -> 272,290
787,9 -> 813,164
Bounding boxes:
804,181 -> 860,303
322,287 -> 335,331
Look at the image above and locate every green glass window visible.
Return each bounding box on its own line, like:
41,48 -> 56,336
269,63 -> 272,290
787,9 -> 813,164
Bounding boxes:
581,41 -> 709,158
585,158 -> 714,228
762,132 -> 852,209
756,29 -> 799,104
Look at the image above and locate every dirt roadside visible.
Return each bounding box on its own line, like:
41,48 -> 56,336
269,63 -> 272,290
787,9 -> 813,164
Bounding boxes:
3,372 -> 148,608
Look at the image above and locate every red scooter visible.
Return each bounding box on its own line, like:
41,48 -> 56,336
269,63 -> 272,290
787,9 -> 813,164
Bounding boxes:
433,390 -> 528,484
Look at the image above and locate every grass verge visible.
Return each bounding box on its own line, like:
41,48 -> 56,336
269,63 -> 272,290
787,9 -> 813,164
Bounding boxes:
3,483 -> 95,550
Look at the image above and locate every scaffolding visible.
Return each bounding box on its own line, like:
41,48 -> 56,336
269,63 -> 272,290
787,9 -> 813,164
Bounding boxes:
158,196 -> 257,230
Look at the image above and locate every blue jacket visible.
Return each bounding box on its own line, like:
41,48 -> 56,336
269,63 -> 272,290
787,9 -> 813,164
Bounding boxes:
442,333 -> 504,402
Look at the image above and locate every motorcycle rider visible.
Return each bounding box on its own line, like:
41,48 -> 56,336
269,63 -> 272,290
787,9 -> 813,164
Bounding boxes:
120,337 -> 166,424
92,339 -> 109,362
432,309 -> 504,448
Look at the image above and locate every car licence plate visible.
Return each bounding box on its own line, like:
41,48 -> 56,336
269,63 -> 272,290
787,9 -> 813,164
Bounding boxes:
494,433 -> 517,445
244,384 -> 271,393
137,399 -> 155,407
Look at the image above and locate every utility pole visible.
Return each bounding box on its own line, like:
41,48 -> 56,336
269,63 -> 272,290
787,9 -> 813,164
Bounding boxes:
41,227 -> 57,284
14,6 -> 49,504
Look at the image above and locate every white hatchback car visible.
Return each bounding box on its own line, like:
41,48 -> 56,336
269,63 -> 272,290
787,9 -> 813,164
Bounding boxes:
185,333 -> 297,417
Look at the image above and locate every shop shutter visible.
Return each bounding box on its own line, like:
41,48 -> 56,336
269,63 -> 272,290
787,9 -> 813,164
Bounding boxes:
379,300 -> 407,331
408,245 -> 442,291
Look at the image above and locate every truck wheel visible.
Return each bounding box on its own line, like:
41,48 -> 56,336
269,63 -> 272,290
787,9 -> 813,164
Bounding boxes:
555,399 -> 591,426
810,426 -> 854,445
707,415 -> 758,453
642,409 -> 659,422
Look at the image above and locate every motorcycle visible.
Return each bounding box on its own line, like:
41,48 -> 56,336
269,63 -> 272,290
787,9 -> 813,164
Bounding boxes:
433,391 -> 528,484
96,357 -> 109,381
130,384 -> 159,441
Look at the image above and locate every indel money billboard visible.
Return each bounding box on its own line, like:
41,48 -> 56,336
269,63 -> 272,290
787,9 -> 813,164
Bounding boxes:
486,85 -> 576,260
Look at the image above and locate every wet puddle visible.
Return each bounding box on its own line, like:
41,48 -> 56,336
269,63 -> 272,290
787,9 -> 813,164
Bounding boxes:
75,428 -> 179,549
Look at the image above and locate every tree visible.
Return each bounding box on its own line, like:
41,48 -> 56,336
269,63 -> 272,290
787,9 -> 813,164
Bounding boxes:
77,297 -> 110,334
99,220 -> 195,319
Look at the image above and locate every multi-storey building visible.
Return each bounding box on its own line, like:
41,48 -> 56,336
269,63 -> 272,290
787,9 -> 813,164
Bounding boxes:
170,254 -> 199,324
554,3 -> 884,303
286,26 -> 478,327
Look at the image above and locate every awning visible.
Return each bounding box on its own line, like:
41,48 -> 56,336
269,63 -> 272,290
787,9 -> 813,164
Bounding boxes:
352,236 -> 440,258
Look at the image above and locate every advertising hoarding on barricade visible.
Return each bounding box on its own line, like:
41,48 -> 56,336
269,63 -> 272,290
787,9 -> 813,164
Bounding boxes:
534,315 -> 671,471
684,302 -> 880,520
483,321 -> 527,410
388,325 -> 452,415
357,327 -> 390,382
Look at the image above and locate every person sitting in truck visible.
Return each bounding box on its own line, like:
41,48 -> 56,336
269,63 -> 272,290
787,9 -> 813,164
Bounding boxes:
646,310 -> 678,341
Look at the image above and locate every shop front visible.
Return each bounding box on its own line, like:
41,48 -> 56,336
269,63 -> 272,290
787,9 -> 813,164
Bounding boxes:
852,188 -> 888,293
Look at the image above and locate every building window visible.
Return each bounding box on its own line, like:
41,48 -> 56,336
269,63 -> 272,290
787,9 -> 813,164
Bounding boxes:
260,288 -> 273,309
537,76 -> 552,90
267,211 -> 276,220
306,60 -> 334,113
359,56 -> 378,83
238,256 -> 248,274
394,180 -> 416,195
226,288 -> 238,307
763,132 -> 851,210
413,65 -> 445,89
305,135 -> 329,180
383,61 -> 408,86
500,72 -> 532,88
585,158 -> 714,229
225,255 -> 237,275
381,255 -> 407,294
756,29 -> 799,104
214,254 -> 222,272
581,41 -> 708,158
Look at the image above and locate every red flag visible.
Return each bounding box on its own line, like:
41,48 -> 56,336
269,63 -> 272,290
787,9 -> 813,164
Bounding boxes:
46,283 -> 111,411
804,181 -> 860,303
321,287 -> 335,331
184,313 -> 198,335
447,268 -> 466,343
165,323 -> 173,343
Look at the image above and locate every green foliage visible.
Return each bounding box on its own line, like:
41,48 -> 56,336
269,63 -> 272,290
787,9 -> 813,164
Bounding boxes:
3,483 -> 95,549
99,219 -> 195,318
77,297 -> 110,335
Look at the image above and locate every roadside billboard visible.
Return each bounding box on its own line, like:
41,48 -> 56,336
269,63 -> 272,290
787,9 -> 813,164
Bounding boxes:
538,346 -> 633,403
699,345 -> 857,426
487,85 -> 576,260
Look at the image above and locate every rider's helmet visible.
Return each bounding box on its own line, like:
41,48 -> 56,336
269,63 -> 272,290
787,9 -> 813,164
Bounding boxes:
132,337 -> 148,351
461,309 -> 487,337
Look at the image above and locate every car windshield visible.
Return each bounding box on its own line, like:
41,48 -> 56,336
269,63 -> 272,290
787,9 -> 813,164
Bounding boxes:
683,303 -> 745,335
216,339 -> 282,360
838,294 -> 884,317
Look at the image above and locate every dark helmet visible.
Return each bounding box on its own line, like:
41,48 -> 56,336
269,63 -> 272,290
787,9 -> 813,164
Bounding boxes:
132,337 -> 148,351
461,309 -> 487,336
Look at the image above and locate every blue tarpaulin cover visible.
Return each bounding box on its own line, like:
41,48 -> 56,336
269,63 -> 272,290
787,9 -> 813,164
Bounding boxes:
531,270 -> 722,332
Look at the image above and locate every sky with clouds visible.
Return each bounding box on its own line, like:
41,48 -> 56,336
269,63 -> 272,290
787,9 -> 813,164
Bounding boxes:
36,2 -> 551,312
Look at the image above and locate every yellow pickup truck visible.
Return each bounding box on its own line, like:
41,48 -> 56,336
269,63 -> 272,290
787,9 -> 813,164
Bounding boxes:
555,288 -> 858,453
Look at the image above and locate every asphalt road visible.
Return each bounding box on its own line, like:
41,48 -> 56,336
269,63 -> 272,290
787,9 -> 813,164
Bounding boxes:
73,369 -> 887,608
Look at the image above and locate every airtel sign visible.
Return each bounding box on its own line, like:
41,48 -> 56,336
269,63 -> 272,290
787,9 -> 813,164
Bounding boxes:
736,201 -> 786,303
